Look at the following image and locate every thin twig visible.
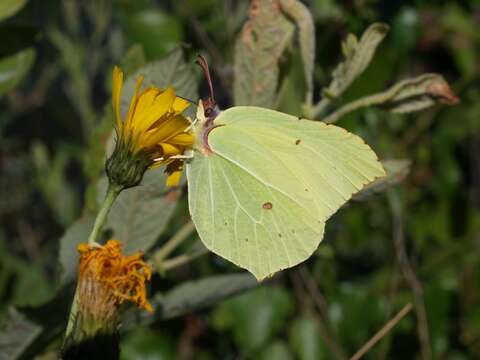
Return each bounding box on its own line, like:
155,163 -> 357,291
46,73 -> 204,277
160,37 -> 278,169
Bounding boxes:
299,266 -> 332,322
294,268 -> 348,360
290,272 -> 309,309
388,191 -> 432,360
161,247 -> 209,272
322,91 -> 390,124
350,303 -> 413,360
153,221 -> 196,262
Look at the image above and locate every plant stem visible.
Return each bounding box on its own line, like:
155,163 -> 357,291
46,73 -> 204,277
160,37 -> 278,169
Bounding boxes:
322,92 -> 388,124
87,183 -> 122,244
64,182 -> 122,340
153,221 -> 196,262
308,97 -> 332,119
159,247 -> 209,272
350,303 -> 413,360
388,191 -> 432,360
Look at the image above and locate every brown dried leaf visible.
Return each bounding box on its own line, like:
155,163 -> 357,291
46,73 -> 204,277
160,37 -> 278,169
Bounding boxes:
234,0 -> 294,107
384,74 -> 459,113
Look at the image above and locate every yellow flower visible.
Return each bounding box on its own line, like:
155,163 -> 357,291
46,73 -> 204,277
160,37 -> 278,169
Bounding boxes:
106,66 -> 194,189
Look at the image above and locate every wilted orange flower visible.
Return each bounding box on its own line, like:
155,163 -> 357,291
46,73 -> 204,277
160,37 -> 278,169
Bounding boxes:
77,240 -> 153,316
106,66 -> 194,188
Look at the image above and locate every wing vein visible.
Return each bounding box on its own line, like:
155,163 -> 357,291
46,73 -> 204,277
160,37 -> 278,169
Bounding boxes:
207,159 -> 216,250
215,145 -> 308,212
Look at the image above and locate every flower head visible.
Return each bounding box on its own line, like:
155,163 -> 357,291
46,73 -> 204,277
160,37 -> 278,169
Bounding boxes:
106,66 -> 194,189
77,239 -> 153,315
64,240 -> 152,352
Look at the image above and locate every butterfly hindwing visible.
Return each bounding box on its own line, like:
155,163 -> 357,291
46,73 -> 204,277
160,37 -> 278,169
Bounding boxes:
187,150 -> 323,280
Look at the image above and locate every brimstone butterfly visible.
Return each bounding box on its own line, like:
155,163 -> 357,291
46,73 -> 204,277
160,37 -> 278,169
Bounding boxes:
186,56 -> 385,281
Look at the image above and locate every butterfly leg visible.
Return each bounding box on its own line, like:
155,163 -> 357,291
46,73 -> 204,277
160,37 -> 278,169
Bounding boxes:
169,154 -> 194,160
153,152 -> 194,163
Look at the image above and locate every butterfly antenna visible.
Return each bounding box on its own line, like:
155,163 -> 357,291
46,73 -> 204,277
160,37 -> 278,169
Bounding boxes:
196,54 -> 216,104
176,94 -> 198,106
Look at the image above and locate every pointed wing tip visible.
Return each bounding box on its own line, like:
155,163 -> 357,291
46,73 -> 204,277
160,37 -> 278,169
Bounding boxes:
379,164 -> 387,177
252,271 -> 275,282
375,159 -> 388,179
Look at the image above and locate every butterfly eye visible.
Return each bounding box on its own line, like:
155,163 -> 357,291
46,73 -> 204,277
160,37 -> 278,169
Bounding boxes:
205,108 -> 213,117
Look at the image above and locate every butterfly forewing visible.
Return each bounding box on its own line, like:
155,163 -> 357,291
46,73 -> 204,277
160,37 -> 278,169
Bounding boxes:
187,106 -> 385,280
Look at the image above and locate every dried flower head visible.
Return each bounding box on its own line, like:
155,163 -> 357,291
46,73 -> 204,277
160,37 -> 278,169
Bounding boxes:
68,239 -> 152,345
64,240 -> 152,354
77,239 -> 153,315
106,66 -> 194,189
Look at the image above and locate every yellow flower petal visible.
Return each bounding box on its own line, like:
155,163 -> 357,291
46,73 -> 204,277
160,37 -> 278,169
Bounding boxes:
124,74 -> 145,136
165,160 -> 184,187
141,114 -> 191,149
172,96 -> 190,114
166,170 -> 182,187
133,87 -> 176,134
112,66 -> 124,132
169,132 -> 194,146
159,143 -> 181,158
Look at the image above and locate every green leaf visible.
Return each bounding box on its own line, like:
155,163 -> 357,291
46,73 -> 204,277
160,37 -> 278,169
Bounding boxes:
333,284 -> 385,348
120,44 -> 147,75
279,0 -> 315,104
233,0 -> 294,107
98,169 -> 180,254
0,48 -> 35,96
58,215 -> 96,284
11,264 -> 57,307
353,159 -> 411,200
325,23 -> 389,99
0,308 -> 42,360
259,340 -> 293,360
0,241 -> 56,307
425,283 -> 453,357
383,73 -> 460,113
276,51 -> 306,115
121,328 -> 176,360
212,286 -> 293,351
126,9 -> 183,59
31,142 -> 79,226
122,273 -> 257,330
0,0 -> 27,22
290,316 -> 326,360
156,273 -> 257,320
122,48 -> 198,118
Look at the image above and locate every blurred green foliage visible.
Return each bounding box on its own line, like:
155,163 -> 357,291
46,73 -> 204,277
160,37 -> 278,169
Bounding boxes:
0,0 -> 479,359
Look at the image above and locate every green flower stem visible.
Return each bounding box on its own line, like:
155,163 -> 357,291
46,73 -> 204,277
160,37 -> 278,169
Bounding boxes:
64,182 -> 122,342
87,183 -> 123,244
